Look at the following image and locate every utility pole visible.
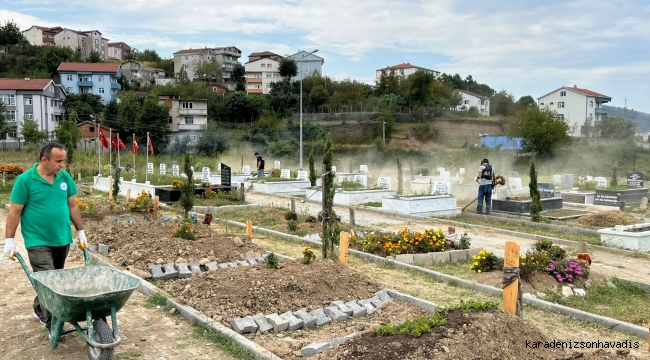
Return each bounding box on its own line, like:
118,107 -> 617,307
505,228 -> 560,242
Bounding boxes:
383,120 -> 386,147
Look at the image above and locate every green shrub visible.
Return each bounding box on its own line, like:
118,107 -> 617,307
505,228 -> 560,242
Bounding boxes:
287,220 -> 297,232
285,210 -> 298,221
266,252 -> 280,269
457,233 -> 471,250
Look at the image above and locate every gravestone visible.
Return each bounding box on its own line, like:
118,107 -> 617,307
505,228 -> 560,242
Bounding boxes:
172,164 -> 180,176
354,175 -> 368,188
241,165 -> 251,175
432,181 -> 451,195
439,170 -> 451,180
274,160 -> 281,169
437,167 -> 445,174
159,164 -> 166,175
296,170 -> 308,181
360,165 -> 368,172
627,171 -> 644,188
640,197 -> 648,210
280,169 -> 291,179
202,167 -> 210,183
331,166 -> 337,174
221,163 -> 231,187
147,163 -> 154,175
509,177 -> 522,190
538,183 -> 556,198
561,173 -> 574,189
585,175 -> 593,181
594,176 -> 608,188
459,168 -> 466,176
377,177 -> 392,190
508,171 -> 519,178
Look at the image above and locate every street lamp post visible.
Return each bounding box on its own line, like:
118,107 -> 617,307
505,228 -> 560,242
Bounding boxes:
299,49 -> 318,170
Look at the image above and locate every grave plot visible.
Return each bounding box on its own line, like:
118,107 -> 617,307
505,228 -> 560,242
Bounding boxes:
306,175 -> 395,206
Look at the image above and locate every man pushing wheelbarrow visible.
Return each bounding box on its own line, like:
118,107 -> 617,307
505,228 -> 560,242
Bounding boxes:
3,142 -> 140,360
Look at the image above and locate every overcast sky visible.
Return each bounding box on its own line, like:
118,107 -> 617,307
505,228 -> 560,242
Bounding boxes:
2,0 -> 649,112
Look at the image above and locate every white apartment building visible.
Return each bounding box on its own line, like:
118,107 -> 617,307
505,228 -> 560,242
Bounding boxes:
173,47 -> 242,90
53,29 -> 109,60
537,85 -> 612,136
21,25 -> 63,46
244,51 -> 283,94
0,78 -> 67,139
456,90 -> 491,115
375,63 -> 440,81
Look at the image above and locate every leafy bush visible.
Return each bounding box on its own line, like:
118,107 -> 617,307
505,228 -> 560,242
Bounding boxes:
170,222 -> 197,240
469,250 -> 502,273
350,228 -> 447,257
266,252 -> 280,269
519,251 -> 551,279
287,219 -> 297,232
411,123 -> 439,142
338,180 -> 365,191
305,215 -> 317,223
285,210 -> 298,221
457,233 -> 471,250
533,239 -> 566,261
130,190 -> 154,212
303,246 -> 316,264
414,163 -> 430,176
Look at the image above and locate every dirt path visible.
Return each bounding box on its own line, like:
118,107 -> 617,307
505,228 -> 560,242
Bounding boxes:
0,212 -> 235,360
245,193 -> 650,285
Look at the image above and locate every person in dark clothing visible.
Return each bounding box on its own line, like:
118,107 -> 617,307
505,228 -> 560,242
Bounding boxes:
476,158 -> 496,215
255,152 -> 265,178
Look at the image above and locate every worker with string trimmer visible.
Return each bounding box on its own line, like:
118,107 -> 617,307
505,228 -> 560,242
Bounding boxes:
475,158 -> 505,215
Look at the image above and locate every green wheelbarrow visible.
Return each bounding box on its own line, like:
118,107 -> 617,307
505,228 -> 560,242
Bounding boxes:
12,248 -> 141,360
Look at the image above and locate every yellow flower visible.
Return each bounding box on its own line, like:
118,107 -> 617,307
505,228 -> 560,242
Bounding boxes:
479,250 -> 485,255
472,255 -> 477,259
482,256 -> 485,260
473,262 -> 479,266
521,255 -> 526,259
477,270 -> 481,273
521,262 -> 526,266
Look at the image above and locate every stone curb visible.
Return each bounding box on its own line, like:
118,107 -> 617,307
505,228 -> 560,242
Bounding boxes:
214,219 -> 649,340
253,193 -> 642,257
86,252 -> 283,360
192,204 -> 260,214
460,212 -> 600,237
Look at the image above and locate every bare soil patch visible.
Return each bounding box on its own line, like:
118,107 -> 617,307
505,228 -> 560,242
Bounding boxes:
83,214 -> 263,272
162,259 -> 381,326
316,310 -> 636,360
573,210 -> 639,228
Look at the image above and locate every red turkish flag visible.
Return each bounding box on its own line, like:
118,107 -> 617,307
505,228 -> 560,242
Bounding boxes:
118,137 -> 127,150
99,131 -> 109,149
147,136 -> 154,155
111,137 -> 118,152
133,137 -> 139,154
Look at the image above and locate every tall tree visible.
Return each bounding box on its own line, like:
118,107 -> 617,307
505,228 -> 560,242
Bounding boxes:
63,93 -> 104,123
86,50 -> 102,63
20,120 -> 48,145
375,69 -> 401,96
0,20 -> 26,46
179,151 -> 195,217
406,69 -> 435,106
103,99 -> 120,131
517,95 -> 537,109
278,57 -> 298,80
136,95 -> 171,152
231,63 -> 246,91
321,133 -> 336,259
506,106 -> 570,156
196,121 -> 230,156
600,116 -> 636,139
138,49 -> 161,62
37,46 -> 73,79
54,110 -> 81,165
529,158 -> 542,222
117,92 -> 142,133
491,90 -> 516,116
194,58 -> 223,82
0,101 -> 9,140
124,48 -> 141,61
308,85 -> 329,110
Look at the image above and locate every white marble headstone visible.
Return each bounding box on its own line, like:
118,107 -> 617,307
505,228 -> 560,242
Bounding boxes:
159,164 -> 166,175
354,175 -> 368,187
331,165 -> 337,174
509,177 -> 522,190
432,181 -> 451,195
377,177 -> 392,190
553,174 -> 562,186
172,164 -> 180,176
437,167 -> 445,174
280,169 -> 291,179
439,170 -> 451,180
274,160 -> 281,169
296,170 -> 308,181
360,165 -> 368,172
585,175 -> 593,181
202,167 -> 210,182
561,173 -> 574,189
147,162 -> 154,174
594,176 -> 608,188
241,165 -> 251,175
459,168 -> 466,176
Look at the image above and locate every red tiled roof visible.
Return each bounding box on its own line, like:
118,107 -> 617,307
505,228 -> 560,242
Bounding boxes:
0,78 -> 52,91
376,63 -> 419,71
153,68 -> 165,72
249,51 -> 281,57
174,48 -> 202,55
459,90 -> 489,99
57,62 -> 121,72
566,86 -> 611,98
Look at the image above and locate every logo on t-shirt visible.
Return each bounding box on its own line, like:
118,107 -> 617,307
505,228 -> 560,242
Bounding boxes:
60,183 -> 67,191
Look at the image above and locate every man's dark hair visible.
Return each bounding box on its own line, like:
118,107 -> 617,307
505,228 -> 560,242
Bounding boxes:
254,152 -> 259,156
39,142 -> 65,160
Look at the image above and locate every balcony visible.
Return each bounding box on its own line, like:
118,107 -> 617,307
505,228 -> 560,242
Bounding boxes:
8,121 -> 17,127
77,81 -> 93,87
247,78 -> 262,83
111,82 -> 121,90
595,108 -> 610,115
248,89 -> 263,94
178,124 -> 203,131
52,107 -> 63,115
178,109 -> 207,116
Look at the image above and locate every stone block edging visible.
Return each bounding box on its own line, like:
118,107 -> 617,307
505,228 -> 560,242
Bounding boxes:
215,219 -> 649,340
192,204 -> 260,214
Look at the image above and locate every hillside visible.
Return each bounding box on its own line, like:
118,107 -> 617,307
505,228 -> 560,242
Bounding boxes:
604,105 -> 650,132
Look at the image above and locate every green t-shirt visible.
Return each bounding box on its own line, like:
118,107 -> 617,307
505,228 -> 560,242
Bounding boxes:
10,164 -> 78,248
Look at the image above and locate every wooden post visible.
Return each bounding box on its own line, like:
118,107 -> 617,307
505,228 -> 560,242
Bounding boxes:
246,220 -> 253,239
108,177 -> 113,201
339,231 -> 350,265
349,208 -> 355,226
2,171 -> 5,187
89,187 -> 93,194
125,189 -> 131,202
577,242 -> 588,253
154,196 -> 159,209
77,172 -> 82,184
503,241 -> 520,315
290,198 -> 296,212
240,182 -> 245,193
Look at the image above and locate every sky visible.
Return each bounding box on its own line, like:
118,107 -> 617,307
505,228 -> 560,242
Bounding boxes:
2,0 -> 649,112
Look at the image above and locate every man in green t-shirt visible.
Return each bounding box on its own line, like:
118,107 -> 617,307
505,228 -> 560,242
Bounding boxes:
2,142 -> 88,331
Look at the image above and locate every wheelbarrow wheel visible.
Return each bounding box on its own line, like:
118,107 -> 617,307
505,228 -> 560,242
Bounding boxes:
86,319 -> 114,360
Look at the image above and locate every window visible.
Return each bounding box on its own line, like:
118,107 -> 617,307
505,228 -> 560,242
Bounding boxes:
399,69 -> 404,75
95,39 -> 98,44
98,75 -> 104,82
89,126 -> 95,132
560,91 -> 566,97
261,64 -> 265,68
79,75 -> 90,82
273,73 -> 279,78
25,113 -> 33,120
184,117 -> 194,124
464,100 -> 470,105
266,83 -> 271,88
9,131 -> 16,138
266,73 -> 271,78
80,87 -> 91,94
168,117 -> 173,124
188,134 -> 197,142
267,64 -> 272,69
50,99 -> 53,107
24,97 -> 32,105
588,113 -> 593,119
254,73 -> 261,78
7,111 -> 15,121
99,88 -> 105,94
0,94 -> 15,106
481,99 -> 485,105
185,56 -> 188,60
550,102 -> 554,105
101,41 -> 104,46
184,64 -> 188,69
558,102 -> 565,108
590,101 -> 593,108
182,102 -> 193,109
539,102 -> 544,106
557,114 -> 564,119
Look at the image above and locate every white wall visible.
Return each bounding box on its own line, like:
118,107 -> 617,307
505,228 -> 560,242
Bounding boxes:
539,89 -> 586,136
22,28 -> 42,46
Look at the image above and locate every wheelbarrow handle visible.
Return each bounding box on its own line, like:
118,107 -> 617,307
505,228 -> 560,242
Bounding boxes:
11,252 -> 37,289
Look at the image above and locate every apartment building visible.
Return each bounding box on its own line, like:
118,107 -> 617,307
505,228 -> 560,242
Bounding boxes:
21,25 -> 63,46
0,78 -> 67,139
245,51 -> 283,94
456,90 -> 491,115
121,61 -> 156,87
158,95 -> 208,150
375,63 -> 440,81
289,50 -> 325,81
107,42 -> 131,61
54,29 -> 110,60
58,62 -> 121,103
537,85 -> 612,136
173,46 -> 242,90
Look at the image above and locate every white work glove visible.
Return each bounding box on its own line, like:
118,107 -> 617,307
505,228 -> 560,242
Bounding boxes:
77,230 -> 88,250
3,238 -> 16,258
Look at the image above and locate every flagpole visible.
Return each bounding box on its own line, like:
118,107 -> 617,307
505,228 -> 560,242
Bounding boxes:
146,132 -> 149,183
96,119 -> 100,175
133,133 -> 136,176
109,128 -> 112,176
117,132 -> 121,170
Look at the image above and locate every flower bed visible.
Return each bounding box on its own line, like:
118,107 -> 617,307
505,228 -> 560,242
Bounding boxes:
350,228 -> 449,257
